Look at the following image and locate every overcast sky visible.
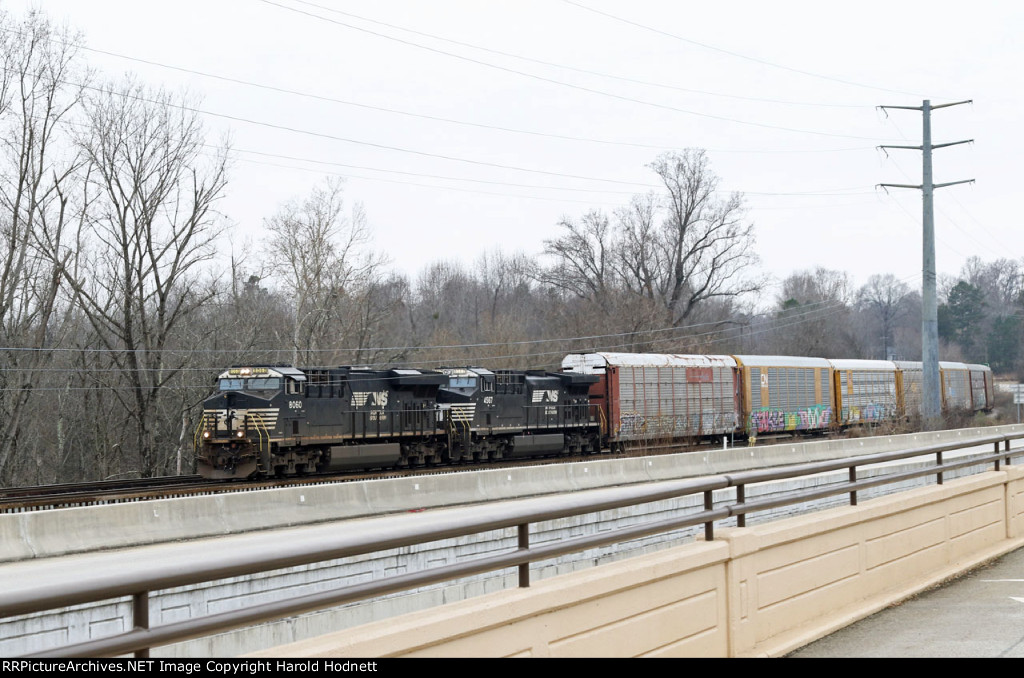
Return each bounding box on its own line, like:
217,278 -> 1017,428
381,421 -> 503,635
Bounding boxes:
7,0 -> 1021,304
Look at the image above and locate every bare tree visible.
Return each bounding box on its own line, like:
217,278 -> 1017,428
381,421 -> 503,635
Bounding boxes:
265,178 -> 388,366
643,150 -> 763,327
538,210 -> 615,309
57,78 -> 228,478
857,274 -> 913,359
477,249 -> 535,327
539,150 -> 763,352
0,11 -> 87,484
767,268 -> 858,357
960,256 -> 1023,313
614,193 -> 662,301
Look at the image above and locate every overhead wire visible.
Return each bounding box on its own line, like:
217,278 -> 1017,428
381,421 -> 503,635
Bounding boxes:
0,25 -> 890,207
0,280 -> 941,393
0,303 -> 841,356
0,9 -> 974,319
255,0 -> 901,143
559,0 -> 943,99
25,32 -> 875,156
0,66 -> 655,188
286,0 -> 873,109
228,145 -> 878,200
0,299 -> 851,377
36,103 -> 885,209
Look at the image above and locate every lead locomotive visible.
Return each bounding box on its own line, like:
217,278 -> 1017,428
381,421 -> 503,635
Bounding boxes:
195,365 -> 600,479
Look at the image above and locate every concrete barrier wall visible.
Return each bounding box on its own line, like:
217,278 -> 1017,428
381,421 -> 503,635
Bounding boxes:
253,466 -> 1024,658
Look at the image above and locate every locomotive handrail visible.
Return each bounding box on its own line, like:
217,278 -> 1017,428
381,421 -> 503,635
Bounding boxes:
247,412 -> 271,455
192,412 -> 211,452
595,403 -> 607,436
5,429 -> 1024,658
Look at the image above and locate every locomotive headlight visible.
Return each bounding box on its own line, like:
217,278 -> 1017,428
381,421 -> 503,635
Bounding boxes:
203,431 -> 211,439
236,430 -> 245,439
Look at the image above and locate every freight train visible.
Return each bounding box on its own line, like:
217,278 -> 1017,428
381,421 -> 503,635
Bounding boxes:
194,354 -> 994,480
564,353 -> 993,447
195,364 -> 600,479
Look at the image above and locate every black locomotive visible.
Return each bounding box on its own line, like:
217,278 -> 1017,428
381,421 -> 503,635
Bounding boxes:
195,364 -> 601,480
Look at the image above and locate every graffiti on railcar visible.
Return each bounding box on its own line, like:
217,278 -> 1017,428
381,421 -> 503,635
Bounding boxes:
748,405 -> 832,434
619,410 -> 739,438
844,403 -> 896,423
620,411 -> 646,436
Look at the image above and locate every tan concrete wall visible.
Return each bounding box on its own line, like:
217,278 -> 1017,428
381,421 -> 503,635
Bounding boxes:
254,467 -> 1024,658
725,468 -> 1024,656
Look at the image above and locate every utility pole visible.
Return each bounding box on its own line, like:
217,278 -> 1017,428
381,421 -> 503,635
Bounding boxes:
879,99 -> 973,429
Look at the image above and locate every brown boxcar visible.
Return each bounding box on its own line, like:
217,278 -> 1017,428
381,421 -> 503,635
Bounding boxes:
561,352 -> 739,444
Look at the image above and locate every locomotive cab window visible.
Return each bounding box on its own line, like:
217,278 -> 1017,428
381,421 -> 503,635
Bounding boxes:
219,377 -> 282,392
247,377 -> 281,391
449,376 -> 477,388
286,379 -> 303,395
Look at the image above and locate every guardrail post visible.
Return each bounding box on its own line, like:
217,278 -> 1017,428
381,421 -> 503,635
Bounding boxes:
1005,440 -> 1012,466
517,524 -> 530,588
849,467 -> 858,506
937,451 -> 944,485
132,591 -> 149,658
994,442 -> 1001,471
704,491 -> 714,541
736,484 -> 746,528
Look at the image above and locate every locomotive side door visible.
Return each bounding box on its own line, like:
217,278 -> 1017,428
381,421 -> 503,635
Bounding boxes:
284,376 -> 305,441
480,374 -> 495,429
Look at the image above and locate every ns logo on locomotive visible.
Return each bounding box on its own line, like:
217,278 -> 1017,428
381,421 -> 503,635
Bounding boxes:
194,353 -> 994,480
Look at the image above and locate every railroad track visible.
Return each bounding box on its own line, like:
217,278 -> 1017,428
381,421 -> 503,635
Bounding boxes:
0,475 -> 218,513
0,452 -> 617,513
0,429 -> 857,513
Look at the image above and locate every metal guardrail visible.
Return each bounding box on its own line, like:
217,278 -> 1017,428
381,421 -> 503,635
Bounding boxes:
4,431 -> 1023,658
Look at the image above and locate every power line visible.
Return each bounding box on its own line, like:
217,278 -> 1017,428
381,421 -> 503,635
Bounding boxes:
287,0 -> 872,109
0,304 -> 835,356
23,71 -> 657,188
229,145 -> 877,198
0,300 -> 860,391
561,0 -> 938,98
0,26 -> 877,157
256,0 -> 899,143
